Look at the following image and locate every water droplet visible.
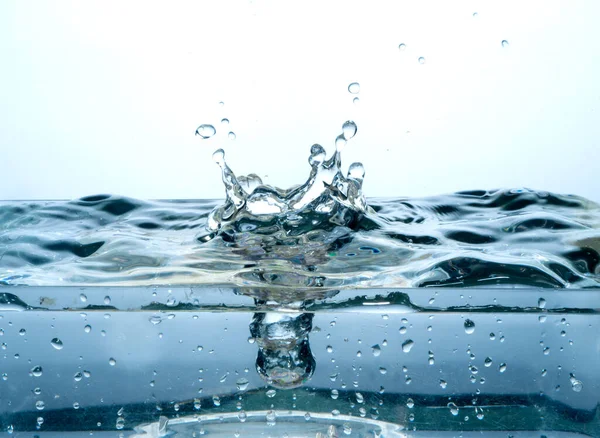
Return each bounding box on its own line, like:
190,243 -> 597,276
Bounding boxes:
484,357 -> 493,367
473,12 -> 478,18
418,57 -> 426,64
212,149 -> 225,166
74,372 -> 83,382
538,298 -> 546,309
79,293 -> 87,303
570,374 -> 583,392
499,363 -> 507,373
331,389 -> 339,400
326,345 -> 333,353
371,344 -> 381,357
73,402 -> 80,409
464,319 -> 476,334
19,328 -> 26,336
398,43 -> 406,51
228,131 -> 236,140
266,389 -> 276,398
221,118 -> 229,125
31,366 -> 43,377
50,338 -> 63,350
335,134 -> 347,152
196,124 -> 216,139
348,82 -> 360,94
104,296 -> 111,305
238,411 -> 247,422
353,97 -> 359,105
379,367 -> 387,374
342,120 -> 357,140
402,339 -> 414,353
447,402 -> 459,416
84,325 -> 91,333
109,358 -> 117,366
356,392 -> 364,404
406,398 -> 414,408
35,400 -> 45,411
501,40 -> 509,48
475,406 -> 484,420
440,379 -> 447,389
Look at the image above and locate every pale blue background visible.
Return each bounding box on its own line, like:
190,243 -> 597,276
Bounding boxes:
1,1 -> 599,201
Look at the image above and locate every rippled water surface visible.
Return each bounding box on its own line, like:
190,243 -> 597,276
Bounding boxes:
1,189 -> 599,291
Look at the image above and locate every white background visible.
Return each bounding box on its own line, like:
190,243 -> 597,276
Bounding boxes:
1,1 -> 599,201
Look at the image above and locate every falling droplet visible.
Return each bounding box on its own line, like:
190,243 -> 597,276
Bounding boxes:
402,339 -> 414,353
464,319 -> 476,334
195,124 -> 216,139
348,82 -> 360,94
50,338 -> 63,350
418,57 -> 426,64
502,40 -> 509,48
228,131 -> 236,140
342,120 -> 357,140
398,43 -> 406,51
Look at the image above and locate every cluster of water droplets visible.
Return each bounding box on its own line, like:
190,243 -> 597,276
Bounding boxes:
202,120 -> 370,242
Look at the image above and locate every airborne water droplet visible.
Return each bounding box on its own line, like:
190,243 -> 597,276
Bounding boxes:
195,124 -> 216,139
342,120 -> 357,140
348,82 -> 360,94
50,338 -> 63,350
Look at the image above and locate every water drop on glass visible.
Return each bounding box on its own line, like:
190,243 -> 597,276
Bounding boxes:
221,118 -> 229,125
109,358 -> 117,366
35,400 -> 45,411
353,97 -> 359,105
31,366 -> 43,377
406,398 -> 414,408
499,363 -> 507,373
418,57 -> 426,64
402,339 -> 414,353
195,124 -> 216,139
398,43 -> 406,51
447,402 -> 459,416
484,357 -> 492,367
570,374 -> 583,392
84,325 -> 91,333
440,379 -> 447,389
228,131 -> 236,140
464,319 -> 475,334
266,389 -> 276,398
502,40 -> 509,48
348,82 -> 360,94
50,338 -> 63,350
79,294 -> 87,303
371,344 -> 381,357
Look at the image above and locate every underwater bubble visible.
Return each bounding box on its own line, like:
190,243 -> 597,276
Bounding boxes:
502,40 -> 509,48
464,319 -> 476,334
402,339 -> 414,353
418,57 -> 426,64
196,124 -> 216,139
342,120 -> 357,140
398,43 -> 407,51
228,131 -> 236,140
348,82 -> 360,94
50,338 -> 63,350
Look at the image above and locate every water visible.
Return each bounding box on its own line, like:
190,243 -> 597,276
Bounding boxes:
1,121 -> 599,435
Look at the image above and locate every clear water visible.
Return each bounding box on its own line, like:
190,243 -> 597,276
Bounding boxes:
1,122 -> 599,436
